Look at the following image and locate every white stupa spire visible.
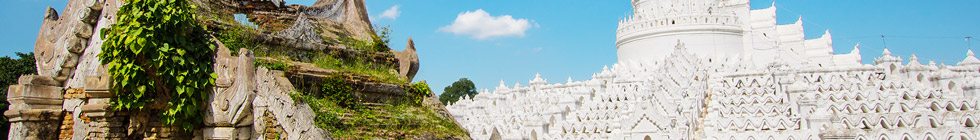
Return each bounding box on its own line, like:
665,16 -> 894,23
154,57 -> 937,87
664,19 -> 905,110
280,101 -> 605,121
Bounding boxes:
958,49 -> 980,66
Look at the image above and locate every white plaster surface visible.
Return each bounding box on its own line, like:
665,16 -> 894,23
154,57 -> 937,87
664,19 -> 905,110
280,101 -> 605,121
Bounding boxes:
449,0 -> 980,139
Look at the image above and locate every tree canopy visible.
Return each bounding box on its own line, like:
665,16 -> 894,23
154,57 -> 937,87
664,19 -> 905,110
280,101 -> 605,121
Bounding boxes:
438,78 -> 478,105
0,52 -> 36,137
0,52 -> 36,96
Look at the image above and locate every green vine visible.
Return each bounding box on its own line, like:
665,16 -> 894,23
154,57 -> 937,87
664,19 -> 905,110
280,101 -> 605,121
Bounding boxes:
99,0 -> 215,130
405,82 -> 431,105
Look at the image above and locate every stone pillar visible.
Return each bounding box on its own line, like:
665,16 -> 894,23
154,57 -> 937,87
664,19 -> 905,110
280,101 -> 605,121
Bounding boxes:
80,76 -> 129,139
4,75 -> 64,140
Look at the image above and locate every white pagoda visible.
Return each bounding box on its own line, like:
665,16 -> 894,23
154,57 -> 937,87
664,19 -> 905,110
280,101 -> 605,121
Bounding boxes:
447,0 -> 980,140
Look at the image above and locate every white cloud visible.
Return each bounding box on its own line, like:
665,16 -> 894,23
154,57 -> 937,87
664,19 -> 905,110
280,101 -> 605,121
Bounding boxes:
378,5 -> 401,20
533,47 -> 543,52
439,9 -> 535,40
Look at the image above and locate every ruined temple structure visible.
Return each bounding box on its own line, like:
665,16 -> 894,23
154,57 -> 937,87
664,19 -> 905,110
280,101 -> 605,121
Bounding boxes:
6,0 -> 429,139
447,0 -> 980,139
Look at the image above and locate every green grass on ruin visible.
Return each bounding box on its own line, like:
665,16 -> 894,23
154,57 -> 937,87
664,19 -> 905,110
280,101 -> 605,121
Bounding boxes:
294,93 -> 468,139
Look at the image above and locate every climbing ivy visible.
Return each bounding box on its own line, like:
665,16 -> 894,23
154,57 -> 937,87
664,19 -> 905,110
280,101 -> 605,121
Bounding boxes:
99,0 -> 215,130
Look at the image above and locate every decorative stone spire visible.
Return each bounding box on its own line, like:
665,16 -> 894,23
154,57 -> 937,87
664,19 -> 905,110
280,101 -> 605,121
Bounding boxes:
874,48 -> 902,65
958,49 -> 980,66
673,40 -> 687,53
909,54 -> 919,65
597,65 -> 616,79
567,77 -> 573,83
530,73 -> 547,86
496,80 -> 508,90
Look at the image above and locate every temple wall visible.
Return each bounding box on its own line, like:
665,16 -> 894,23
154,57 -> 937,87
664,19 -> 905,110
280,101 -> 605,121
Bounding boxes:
449,41 -> 980,139
616,24 -> 744,62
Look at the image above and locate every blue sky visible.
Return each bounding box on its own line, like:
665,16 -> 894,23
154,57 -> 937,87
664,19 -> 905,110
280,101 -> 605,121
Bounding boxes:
3,0 -> 979,95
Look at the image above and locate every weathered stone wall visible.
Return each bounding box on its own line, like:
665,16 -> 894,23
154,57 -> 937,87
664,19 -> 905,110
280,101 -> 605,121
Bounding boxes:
6,0 -> 426,139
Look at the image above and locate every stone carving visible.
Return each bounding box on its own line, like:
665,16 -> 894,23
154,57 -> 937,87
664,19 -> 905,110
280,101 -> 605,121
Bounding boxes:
449,0 -> 980,139
253,67 -> 332,140
204,44 -> 257,139
33,0 -> 105,82
393,38 -> 420,81
271,0 -> 375,50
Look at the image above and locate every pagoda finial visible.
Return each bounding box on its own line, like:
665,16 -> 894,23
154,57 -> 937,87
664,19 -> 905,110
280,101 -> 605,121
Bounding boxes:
675,39 -> 685,49
844,43 -> 861,58
958,49 -> 980,66
883,48 -> 892,56
910,54 -> 918,62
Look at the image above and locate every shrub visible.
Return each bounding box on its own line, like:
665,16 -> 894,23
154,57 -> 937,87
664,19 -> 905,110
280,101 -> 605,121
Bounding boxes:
99,0 -> 215,130
405,82 -> 431,105
320,76 -> 357,108
299,93 -> 345,134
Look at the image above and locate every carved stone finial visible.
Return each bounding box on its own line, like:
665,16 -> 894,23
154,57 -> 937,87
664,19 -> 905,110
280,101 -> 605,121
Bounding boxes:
44,7 -> 58,20
853,43 -> 860,50
674,39 -> 685,50
968,49 -> 975,57
882,48 -> 891,56
393,38 -> 420,81
407,37 -> 416,51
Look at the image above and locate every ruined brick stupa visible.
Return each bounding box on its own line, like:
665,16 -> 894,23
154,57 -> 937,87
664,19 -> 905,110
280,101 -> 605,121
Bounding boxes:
3,0 -> 466,139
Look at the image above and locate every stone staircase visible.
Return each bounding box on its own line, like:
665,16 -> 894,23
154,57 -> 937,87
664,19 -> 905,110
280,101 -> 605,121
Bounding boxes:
337,103 -> 401,139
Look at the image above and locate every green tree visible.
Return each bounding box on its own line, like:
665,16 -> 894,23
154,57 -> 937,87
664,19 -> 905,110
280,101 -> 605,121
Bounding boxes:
99,0 -> 215,130
438,78 -> 478,105
0,52 -> 36,137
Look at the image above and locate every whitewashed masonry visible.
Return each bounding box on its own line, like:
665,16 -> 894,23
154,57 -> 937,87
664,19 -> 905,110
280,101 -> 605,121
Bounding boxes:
447,0 -> 980,140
